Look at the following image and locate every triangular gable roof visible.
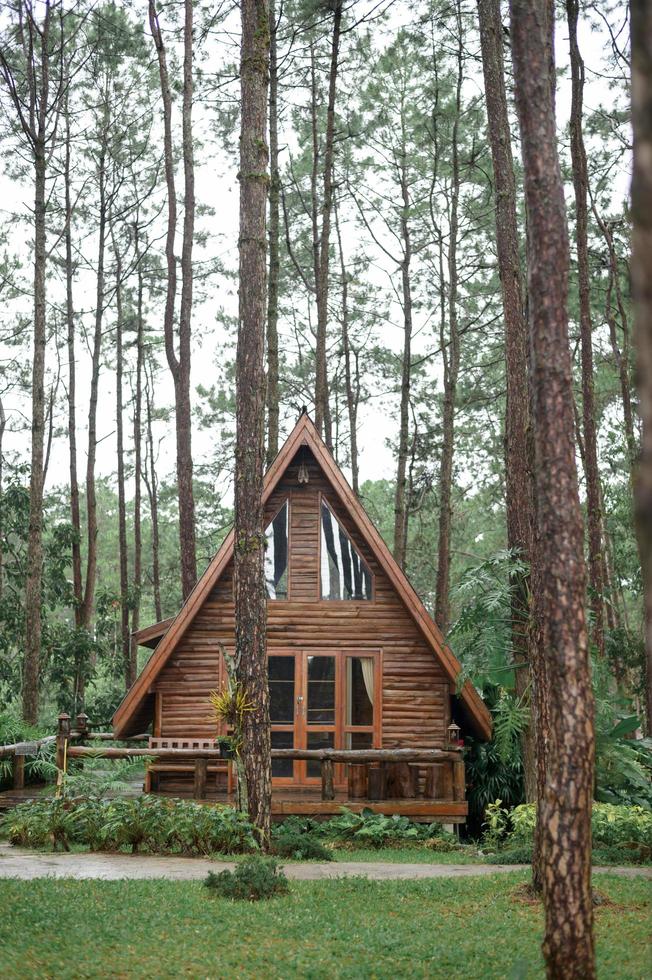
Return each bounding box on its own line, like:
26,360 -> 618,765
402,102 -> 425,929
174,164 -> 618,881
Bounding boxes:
113,414 -> 492,740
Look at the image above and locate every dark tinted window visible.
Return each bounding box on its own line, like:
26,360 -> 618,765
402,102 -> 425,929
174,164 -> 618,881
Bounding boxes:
265,501 -> 288,599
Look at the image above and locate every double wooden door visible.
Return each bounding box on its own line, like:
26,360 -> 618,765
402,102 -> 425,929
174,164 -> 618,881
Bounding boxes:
268,649 -> 380,785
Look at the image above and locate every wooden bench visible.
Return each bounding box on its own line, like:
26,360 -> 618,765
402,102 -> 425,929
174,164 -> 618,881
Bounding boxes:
144,738 -> 233,799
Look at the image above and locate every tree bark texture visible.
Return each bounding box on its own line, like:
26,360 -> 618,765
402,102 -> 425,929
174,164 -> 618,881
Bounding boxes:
235,0 -> 272,841
149,0 -> 197,602
2,1 -> 57,723
79,125 -> 107,633
314,0 -> 342,446
266,0 -> 280,466
129,221 -> 145,686
64,97 -> 83,630
144,362 -> 163,623
434,7 -> 462,635
334,197 -> 360,496
477,0 -> 536,802
23,130 -> 47,725
511,1 -> 595,976
631,0 -> 652,733
567,0 -> 605,660
112,235 -> 131,692
393,143 -> 413,571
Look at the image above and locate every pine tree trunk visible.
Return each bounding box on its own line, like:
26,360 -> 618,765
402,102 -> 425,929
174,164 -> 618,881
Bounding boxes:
144,364 -> 163,623
23,138 -> 47,725
80,135 -> 107,634
129,224 -> 145,685
478,0 -> 537,802
235,0 -> 272,841
149,0 -> 197,601
266,0 -> 280,466
567,0 -> 605,660
393,149 -> 413,571
511,1 -> 595,974
334,198 -> 359,495
64,97 -> 83,629
631,0 -> 652,734
113,235 -> 131,691
314,0 -> 343,446
176,0 -> 197,599
594,209 -> 637,472
434,11 -> 462,634
0,396 -> 4,597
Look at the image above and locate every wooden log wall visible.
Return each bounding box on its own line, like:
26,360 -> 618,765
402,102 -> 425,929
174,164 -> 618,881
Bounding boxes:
153,451 -> 451,748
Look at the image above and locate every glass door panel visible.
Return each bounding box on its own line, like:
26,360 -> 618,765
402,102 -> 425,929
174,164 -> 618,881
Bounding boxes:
306,655 -> 336,724
302,653 -> 336,782
271,730 -> 294,779
346,657 -> 374,726
306,731 -> 334,777
268,654 -> 297,782
269,655 -> 295,724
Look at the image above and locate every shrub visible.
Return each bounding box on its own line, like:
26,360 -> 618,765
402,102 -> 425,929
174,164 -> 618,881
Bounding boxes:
0,796 -> 260,856
204,857 -> 289,901
484,844 -> 533,865
0,799 -> 77,851
100,797 -> 170,853
483,800 -> 652,856
0,712 -> 55,790
424,831 -> 463,853
166,802 -> 259,856
271,827 -> 333,861
320,809 -> 433,848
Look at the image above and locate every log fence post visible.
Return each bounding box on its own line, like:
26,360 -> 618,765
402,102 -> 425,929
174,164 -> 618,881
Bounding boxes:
55,713 -> 71,775
76,713 -> 90,743
12,753 -> 25,791
453,757 -> 465,802
321,759 -> 334,801
194,758 -> 208,799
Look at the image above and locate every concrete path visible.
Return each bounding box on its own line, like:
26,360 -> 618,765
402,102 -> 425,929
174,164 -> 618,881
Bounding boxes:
0,844 -> 650,882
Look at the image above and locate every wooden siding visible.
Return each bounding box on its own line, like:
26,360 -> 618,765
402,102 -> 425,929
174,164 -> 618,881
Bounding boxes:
154,452 -> 451,746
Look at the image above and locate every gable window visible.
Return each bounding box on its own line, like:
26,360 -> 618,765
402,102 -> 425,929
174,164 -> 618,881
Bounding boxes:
265,501 -> 289,599
320,500 -> 372,600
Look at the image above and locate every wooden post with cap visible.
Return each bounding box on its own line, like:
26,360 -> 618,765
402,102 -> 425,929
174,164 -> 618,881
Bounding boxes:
55,713 -> 71,775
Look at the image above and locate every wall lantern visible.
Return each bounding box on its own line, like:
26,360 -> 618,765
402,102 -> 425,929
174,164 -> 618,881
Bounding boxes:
447,721 -> 461,747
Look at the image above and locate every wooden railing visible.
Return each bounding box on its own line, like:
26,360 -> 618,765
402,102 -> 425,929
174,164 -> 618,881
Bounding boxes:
4,714 -> 465,806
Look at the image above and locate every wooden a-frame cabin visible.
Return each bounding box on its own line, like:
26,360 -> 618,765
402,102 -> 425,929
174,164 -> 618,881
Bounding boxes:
113,413 -> 491,822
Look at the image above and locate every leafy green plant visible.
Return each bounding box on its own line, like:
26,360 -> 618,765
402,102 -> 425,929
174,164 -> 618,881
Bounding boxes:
100,797 -> 169,853
0,799 -> 77,851
271,827 -> 333,861
204,857 -> 289,901
0,796 -> 260,857
166,801 -> 259,855
484,844 -> 533,865
320,809 -> 435,848
59,756 -> 147,801
0,711 -> 55,788
483,800 -> 652,857
423,830 -> 463,853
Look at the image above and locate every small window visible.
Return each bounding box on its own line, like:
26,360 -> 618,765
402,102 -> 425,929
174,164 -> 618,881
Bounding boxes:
265,501 -> 288,599
320,500 -> 372,600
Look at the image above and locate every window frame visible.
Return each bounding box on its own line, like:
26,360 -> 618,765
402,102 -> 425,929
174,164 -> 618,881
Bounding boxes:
318,493 -> 374,602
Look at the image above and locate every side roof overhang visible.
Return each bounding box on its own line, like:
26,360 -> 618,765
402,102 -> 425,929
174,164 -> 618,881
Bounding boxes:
113,414 -> 492,741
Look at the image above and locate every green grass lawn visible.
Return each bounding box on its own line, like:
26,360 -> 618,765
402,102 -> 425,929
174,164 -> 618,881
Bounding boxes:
0,873 -> 648,979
